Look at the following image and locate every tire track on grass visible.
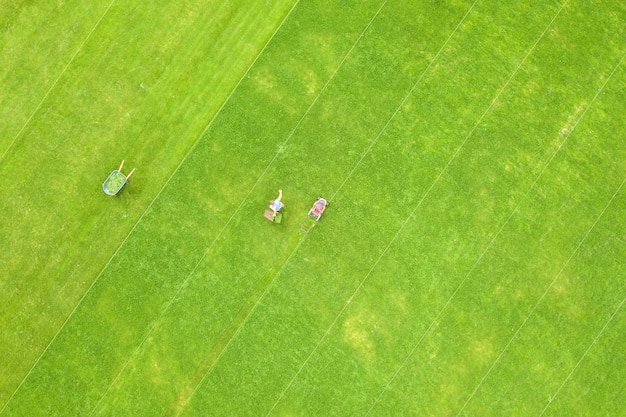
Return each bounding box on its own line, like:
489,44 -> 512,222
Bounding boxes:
0,0 -> 117,166
160,2 -> 393,415
539,297 -> 625,417
0,2 -> 297,415
264,1 -> 481,414
453,53 -> 625,417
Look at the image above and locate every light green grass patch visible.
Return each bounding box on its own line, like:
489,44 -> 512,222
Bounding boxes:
0,0 -> 624,416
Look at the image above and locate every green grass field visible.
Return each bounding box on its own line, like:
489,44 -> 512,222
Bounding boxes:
1,0 -> 624,416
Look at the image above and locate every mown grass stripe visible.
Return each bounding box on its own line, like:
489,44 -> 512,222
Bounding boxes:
0,0 -> 116,165
263,2 -> 485,414
83,3 -> 303,415
177,0 -> 572,412
329,0 -> 479,203
539,297 -> 625,416
366,28 -> 623,417
266,2 -> 568,414
45,3 -> 394,409
2,0 -> 624,415
158,1 -> 395,414
456,173 -> 626,416
166,236 -> 306,417
0,1 -> 118,411
0,2 -> 299,415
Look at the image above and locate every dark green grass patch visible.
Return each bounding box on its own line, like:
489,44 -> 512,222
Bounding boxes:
0,0 -> 297,411
0,0 -> 624,416
0,0 -> 112,154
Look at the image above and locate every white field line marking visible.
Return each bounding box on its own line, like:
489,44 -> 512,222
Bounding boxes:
371,29 -> 625,417
169,238 -> 307,417
456,177 -> 626,417
539,297 -> 625,417
83,2 -> 304,415
164,2 -> 392,415
1,2 -> 297,414
363,3 -> 575,414
329,0 -> 478,202
92,0 -> 386,413
0,0 -> 117,165
264,2 -> 480,415
0,1 -> 118,412
453,53 -> 625,416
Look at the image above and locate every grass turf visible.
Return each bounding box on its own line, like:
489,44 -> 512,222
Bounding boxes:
0,0 -> 624,416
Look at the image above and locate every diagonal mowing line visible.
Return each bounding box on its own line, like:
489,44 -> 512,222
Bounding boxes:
158,2 -> 393,415
0,0 -> 117,166
264,1 -> 481,415
539,297 -> 626,417
1,2 -> 299,414
88,0 -> 390,414
166,237 -> 307,417
372,33 -> 624,417
0,0 -> 119,412
363,3 -> 576,414
457,54 -> 626,416
82,2 -> 305,415
455,176 -> 626,417
329,0 -> 478,202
